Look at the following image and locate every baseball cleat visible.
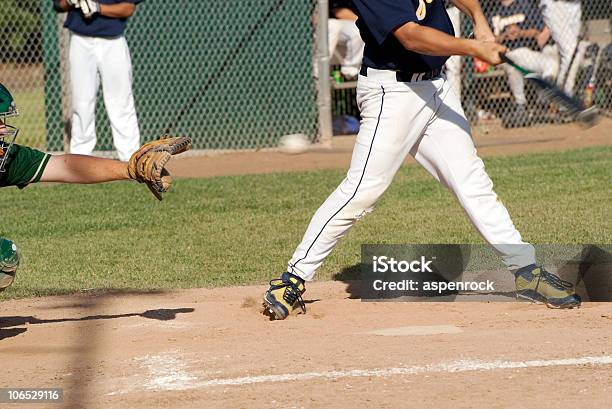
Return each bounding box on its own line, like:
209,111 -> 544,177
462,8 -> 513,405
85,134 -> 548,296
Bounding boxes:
514,264 -> 581,309
263,272 -> 306,320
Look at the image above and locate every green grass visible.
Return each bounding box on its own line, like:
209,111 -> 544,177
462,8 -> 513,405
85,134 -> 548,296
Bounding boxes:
1,146 -> 610,299
12,87 -> 47,149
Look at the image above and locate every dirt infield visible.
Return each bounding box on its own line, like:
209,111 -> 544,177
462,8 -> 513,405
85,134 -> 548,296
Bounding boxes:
168,118 -> 612,179
1,283 -> 611,409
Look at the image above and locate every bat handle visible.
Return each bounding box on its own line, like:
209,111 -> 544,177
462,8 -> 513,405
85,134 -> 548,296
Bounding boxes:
467,31 -> 513,67
499,53 -> 512,65
499,53 -> 531,75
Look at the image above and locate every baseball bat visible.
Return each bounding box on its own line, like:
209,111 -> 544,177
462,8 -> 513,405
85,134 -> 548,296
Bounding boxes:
500,53 -> 600,128
163,0 -> 288,136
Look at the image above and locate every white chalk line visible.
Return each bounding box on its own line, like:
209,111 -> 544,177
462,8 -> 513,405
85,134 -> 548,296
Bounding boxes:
134,351 -> 197,391
195,356 -> 612,388
128,355 -> 612,392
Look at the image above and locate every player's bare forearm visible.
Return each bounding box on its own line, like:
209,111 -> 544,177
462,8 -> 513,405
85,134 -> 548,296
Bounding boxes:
520,28 -> 542,39
393,22 -> 507,65
449,0 -> 483,20
332,8 -> 358,21
450,0 -> 494,41
99,3 -> 136,18
52,0 -> 72,12
40,155 -> 129,184
537,26 -> 551,49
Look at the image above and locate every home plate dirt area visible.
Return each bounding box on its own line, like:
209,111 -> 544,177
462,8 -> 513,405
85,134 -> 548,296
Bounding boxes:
1,282 -> 611,409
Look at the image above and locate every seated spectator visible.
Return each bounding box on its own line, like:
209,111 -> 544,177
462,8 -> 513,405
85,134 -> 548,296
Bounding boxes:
328,0 -> 364,80
490,0 -> 559,126
539,0 -> 589,96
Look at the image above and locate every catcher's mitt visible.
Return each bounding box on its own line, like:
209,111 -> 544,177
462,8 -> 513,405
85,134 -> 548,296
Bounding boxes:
128,136 -> 192,200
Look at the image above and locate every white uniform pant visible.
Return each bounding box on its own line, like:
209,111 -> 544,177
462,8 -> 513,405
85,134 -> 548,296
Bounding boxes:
503,45 -> 559,105
328,19 -> 365,79
69,33 -> 141,161
289,70 -> 536,281
540,0 -> 587,95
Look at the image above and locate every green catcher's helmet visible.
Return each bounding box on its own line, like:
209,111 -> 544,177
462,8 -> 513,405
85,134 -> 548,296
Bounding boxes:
0,83 -> 19,172
0,238 -> 20,292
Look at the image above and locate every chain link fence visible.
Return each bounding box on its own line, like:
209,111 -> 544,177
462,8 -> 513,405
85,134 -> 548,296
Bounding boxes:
3,0 -> 322,154
2,1 -> 610,154
330,0 -> 611,133
1,1 -> 46,149
460,0 -> 612,129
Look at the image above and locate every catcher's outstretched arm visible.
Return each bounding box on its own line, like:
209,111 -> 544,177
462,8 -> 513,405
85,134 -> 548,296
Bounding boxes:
37,136 -> 191,200
39,155 -> 129,184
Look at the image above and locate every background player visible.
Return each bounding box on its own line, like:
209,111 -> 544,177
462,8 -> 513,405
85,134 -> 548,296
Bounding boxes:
539,0 -> 587,96
489,0 -> 558,126
328,0 -> 365,80
263,0 -> 581,320
53,0 -> 143,162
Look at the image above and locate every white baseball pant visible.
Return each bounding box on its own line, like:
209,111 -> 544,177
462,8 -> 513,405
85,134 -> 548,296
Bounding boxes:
540,0 -> 587,95
288,69 -> 536,281
69,33 -> 141,161
328,19 -> 365,79
503,45 -> 559,105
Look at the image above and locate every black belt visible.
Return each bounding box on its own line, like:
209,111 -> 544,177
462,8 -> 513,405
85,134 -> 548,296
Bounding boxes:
359,66 -> 442,82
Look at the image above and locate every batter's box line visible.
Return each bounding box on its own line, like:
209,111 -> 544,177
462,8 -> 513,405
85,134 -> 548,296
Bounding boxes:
114,355 -> 612,393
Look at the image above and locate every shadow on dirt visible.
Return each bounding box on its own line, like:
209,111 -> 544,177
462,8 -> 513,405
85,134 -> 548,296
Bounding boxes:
567,245 -> 612,302
0,308 -> 195,341
0,289 -> 197,408
0,327 -> 27,341
37,289 -> 170,310
333,263 -> 362,299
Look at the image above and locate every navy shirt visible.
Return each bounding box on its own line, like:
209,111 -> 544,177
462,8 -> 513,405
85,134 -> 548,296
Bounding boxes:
488,0 -> 544,51
65,0 -> 142,38
353,0 -> 454,72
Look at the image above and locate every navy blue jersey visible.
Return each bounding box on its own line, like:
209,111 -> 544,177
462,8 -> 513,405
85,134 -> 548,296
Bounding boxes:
65,0 -> 143,38
353,0 -> 454,72
488,0 -> 544,50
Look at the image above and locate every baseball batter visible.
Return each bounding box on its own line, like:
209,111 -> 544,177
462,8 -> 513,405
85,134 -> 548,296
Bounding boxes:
53,0 -> 143,161
0,83 -> 190,292
263,0 -> 581,319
